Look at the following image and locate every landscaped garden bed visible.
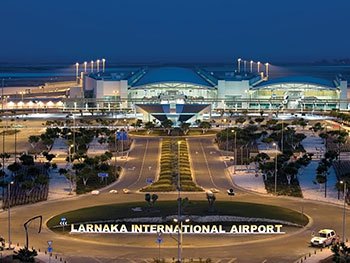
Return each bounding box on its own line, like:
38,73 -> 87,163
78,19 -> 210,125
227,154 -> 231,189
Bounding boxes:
141,139 -> 202,192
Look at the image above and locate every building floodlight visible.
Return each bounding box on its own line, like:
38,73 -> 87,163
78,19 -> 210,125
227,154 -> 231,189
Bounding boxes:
102,58 -> 106,72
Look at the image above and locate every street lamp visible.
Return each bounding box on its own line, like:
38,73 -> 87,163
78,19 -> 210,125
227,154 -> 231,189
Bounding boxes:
68,144 -> 74,194
102,58 -> 106,72
250,60 -> 253,73
75,62 -> 79,81
237,58 -> 241,73
233,130 -> 237,174
173,217 -> 190,262
265,63 -> 269,78
177,140 -> 182,262
224,120 -> 229,159
7,181 -> 14,249
273,142 -> 278,195
90,60 -> 94,72
96,59 -> 100,72
83,61 -> 87,73
257,61 -> 261,73
340,180 -> 347,243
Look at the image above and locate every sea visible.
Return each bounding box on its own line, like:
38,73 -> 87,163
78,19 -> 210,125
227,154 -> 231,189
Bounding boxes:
0,63 -> 350,87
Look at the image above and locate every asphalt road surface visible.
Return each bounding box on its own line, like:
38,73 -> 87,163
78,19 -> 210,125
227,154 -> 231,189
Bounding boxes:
0,135 -> 348,263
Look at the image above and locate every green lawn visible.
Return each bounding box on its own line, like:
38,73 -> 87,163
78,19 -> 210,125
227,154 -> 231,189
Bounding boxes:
47,200 -> 308,229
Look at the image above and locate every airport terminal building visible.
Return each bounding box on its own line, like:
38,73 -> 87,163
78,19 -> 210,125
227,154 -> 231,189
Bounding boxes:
82,65 -> 348,123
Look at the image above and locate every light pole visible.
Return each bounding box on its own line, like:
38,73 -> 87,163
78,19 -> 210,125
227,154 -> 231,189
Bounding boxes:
177,140 -> 181,262
102,58 -> 106,72
265,63 -> 269,78
83,61 -> 87,73
281,119 -> 284,153
257,61 -> 261,73
90,60 -> 94,72
7,181 -> 14,249
233,130 -> 237,174
114,129 -> 118,169
68,144 -> 74,194
173,217 -> 190,263
96,59 -> 100,72
273,142 -> 278,195
340,180 -> 347,243
250,60 -> 253,73
75,63 -> 79,82
237,58 -> 241,73
225,120 -> 229,158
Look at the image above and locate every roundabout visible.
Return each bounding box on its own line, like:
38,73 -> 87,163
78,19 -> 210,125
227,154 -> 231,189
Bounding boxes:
46,201 -> 308,249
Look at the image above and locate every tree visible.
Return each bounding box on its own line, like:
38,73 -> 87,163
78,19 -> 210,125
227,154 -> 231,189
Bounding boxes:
235,117 -> 246,124
206,192 -> 216,212
144,121 -> 155,134
131,119 -> 143,131
161,119 -> 173,135
198,121 -> 212,134
43,152 -> 56,163
151,193 -> 158,206
28,135 -> 40,150
19,154 -> 34,166
7,162 -> 21,175
13,247 -> 38,262
145,193 -> 151,206
180,122 -> 190,135
331,242 -> 350,263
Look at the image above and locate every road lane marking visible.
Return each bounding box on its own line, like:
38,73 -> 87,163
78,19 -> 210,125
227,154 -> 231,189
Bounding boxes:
128,139 -> 149,189
200,139 -> 220,189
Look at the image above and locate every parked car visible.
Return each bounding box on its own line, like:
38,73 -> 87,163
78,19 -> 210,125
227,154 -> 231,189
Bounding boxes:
91,190 -> 100,195
310,229 -> 337,247
109,189 -> 118,194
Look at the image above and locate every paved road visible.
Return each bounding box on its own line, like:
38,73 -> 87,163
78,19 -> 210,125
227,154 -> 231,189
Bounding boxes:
104,137 -> 160,192
0,135 -> 348,263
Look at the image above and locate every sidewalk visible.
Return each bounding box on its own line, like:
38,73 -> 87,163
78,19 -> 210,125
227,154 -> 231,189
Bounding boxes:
48,163 -> 75,200
0,242 -> 67,263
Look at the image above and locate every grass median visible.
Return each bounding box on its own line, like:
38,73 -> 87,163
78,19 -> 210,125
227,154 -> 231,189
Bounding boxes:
47,200 -> 309,230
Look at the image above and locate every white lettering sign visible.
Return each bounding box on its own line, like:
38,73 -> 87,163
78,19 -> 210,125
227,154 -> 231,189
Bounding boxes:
70,223 -> 285,234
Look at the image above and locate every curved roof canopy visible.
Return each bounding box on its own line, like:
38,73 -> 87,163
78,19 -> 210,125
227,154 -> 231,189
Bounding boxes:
253,76 -> 337,90
130,67 -> 215,88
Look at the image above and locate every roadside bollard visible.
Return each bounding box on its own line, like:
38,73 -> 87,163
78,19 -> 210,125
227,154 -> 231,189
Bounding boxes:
314,250 -> 317,254
309,253 -> 311,257
45,250 -> 47,255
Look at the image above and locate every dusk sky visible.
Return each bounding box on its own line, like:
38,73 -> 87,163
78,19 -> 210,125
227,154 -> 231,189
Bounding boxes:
1,0 -> 349,64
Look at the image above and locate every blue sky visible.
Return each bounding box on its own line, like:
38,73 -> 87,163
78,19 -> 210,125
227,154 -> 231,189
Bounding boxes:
0,0 -> 349,63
